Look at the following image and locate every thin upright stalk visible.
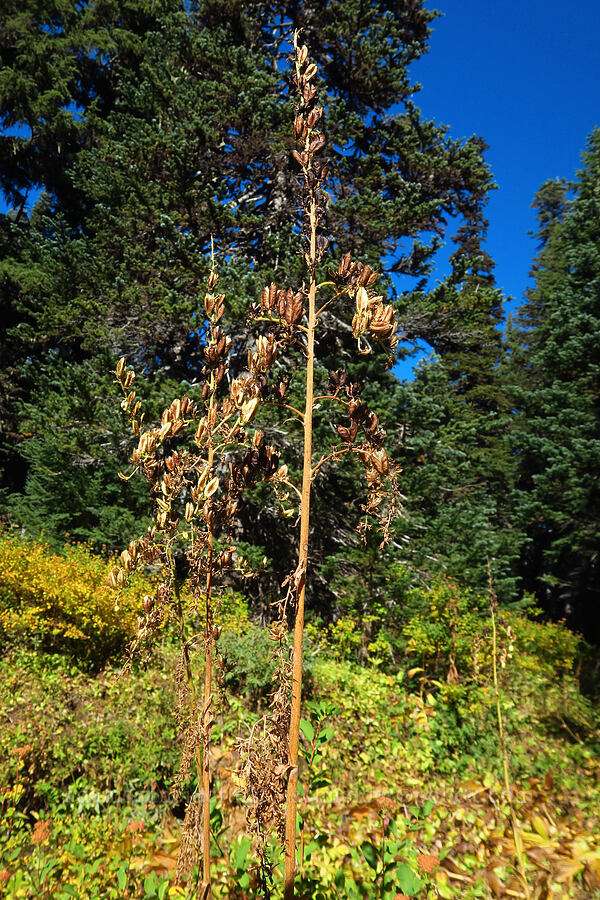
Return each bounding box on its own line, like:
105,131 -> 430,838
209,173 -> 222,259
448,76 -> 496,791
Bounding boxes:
489,578 -> 530,900
284,196 -> 317,900
201,527 -> 214,894
174,576 -> 204,783
201,389 -> 216,897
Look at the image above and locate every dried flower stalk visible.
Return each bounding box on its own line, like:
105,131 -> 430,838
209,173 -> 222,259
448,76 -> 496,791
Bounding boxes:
110,251 -> 289,896
235,34 -> 400,899
111,35 -> 400,900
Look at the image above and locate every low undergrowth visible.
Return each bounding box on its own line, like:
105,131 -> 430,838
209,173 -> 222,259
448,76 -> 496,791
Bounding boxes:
1,600 -> 599,899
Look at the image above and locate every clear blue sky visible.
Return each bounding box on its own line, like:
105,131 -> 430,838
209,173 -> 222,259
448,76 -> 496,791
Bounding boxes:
395,0 -> 600,378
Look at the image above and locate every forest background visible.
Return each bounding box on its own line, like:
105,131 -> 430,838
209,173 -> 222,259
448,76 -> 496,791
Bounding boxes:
1,0 -> 599,640
1,1 -> 600,898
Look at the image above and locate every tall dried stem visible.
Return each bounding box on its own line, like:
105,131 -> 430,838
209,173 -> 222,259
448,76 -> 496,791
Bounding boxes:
111,252 -> 287,897
284,106 -> 318,900
282,34 -> 400,898
488,563 -> 530,900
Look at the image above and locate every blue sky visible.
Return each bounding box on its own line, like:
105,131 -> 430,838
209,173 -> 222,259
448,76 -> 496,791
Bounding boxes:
411,0 -> 600,319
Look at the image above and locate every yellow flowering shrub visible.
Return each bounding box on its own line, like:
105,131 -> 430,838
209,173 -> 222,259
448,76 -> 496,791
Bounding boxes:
0,531 -> 152,662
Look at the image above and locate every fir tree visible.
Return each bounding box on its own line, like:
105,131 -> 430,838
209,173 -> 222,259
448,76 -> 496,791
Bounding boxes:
2,2 -> 497,615
508,130 -> 600,641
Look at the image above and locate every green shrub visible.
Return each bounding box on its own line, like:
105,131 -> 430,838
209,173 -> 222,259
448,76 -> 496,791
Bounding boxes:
0,531 -> 153,665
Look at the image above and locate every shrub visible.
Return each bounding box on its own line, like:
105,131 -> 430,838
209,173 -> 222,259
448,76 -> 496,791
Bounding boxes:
0,531 -> 151,665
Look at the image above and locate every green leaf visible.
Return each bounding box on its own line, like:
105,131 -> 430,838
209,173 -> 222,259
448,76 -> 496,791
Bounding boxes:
303,840 -> 319,859
361,840 -> 379,871
422,798 -> 435,817
144,872 -> 158,896
395,863 -> 423,897
117,866 -> 127,891
234,837 -> 252,871
299,718 -> 314,742
334,868 -> 346,891
310,776 -> 331,790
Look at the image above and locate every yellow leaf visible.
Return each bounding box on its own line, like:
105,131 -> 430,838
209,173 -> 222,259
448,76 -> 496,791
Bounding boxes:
407,667 -> 424,678
531,815 -> 549,840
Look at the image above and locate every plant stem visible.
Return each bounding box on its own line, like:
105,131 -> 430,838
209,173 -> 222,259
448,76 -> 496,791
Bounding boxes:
201,391 -> 216,897
284,195 -> 317,900
490,580 -> 530,900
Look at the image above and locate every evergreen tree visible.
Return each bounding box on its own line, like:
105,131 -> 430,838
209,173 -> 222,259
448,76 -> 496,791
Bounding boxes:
393,166 -> 516,601
396,355 -> 516,600
1,2 -> 497,616
508,130 -> 600,641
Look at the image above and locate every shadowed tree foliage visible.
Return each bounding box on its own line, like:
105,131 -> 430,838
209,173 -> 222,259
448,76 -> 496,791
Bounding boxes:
1,0 -> 499,618
507,130 -> 600,642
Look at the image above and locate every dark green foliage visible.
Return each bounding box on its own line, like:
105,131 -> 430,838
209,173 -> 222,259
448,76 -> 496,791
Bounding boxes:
219,624 -> 277,705
396,357 -> 517,600
1,0 -> 500,621
7,354 -> 150,549
507,129 -> 600,641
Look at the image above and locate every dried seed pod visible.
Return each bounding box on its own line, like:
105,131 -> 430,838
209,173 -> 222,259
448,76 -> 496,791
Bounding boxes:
285,292 -> 304,325
308,134 -> 325,154
369,305 -> 395,338
355,286 -> 370,313
302,84 -> 317,104
338,251 -> 352,277
358,264 -> 372,286
292,149 -> 305,168
240,397 -> 259,425
108,567 -> 124,589
116,356 -> 126,379
276,289 -> 288,318
371,447 -> 390,476
213,294 -> 225,321
205,476 -> 219,499
307,107 -> 323,127
293,115 -> 306,140
195,418 -> 208,444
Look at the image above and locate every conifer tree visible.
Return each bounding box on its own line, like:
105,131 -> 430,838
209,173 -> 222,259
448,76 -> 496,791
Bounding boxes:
507,130 -> 600,641
2,2 -> 497,613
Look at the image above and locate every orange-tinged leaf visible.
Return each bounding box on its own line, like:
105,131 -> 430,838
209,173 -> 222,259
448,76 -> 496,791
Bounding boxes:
407,667 -> 424,678
145,852 -> 178,873
554,859 -> 584,883
417,853 -> 439,874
